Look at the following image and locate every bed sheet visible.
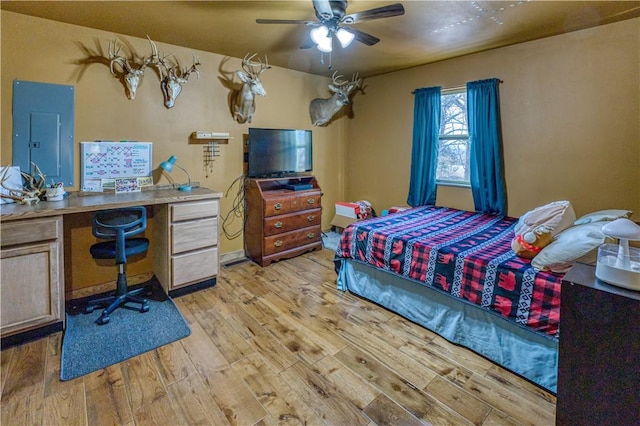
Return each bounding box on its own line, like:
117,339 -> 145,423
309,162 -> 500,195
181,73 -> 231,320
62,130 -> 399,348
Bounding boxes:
336,206 -> 563,337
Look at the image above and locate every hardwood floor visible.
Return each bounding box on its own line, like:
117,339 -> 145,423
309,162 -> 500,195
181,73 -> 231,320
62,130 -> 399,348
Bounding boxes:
1,248 -> 556,425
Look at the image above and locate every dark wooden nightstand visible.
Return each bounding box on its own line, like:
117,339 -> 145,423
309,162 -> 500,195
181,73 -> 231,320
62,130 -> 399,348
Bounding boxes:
556,262 -> 640,425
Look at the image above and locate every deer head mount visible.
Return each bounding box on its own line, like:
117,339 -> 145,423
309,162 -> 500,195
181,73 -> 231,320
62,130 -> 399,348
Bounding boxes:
310,71 -> 362,126
157,52 -> 201,109
233,53 -> 271,124
108,37 -> 159,100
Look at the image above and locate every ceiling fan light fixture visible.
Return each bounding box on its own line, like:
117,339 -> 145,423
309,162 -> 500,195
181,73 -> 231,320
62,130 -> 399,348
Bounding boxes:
310,25 -> 329,44
315,37 -> 333,52
336,28 -> 355,48
311,25 -> 333,52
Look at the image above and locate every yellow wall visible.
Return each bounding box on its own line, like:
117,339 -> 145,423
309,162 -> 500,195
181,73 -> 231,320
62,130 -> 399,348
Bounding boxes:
0,11 -> 348,260
2,10 -> 639,252
347,18 -> 640,220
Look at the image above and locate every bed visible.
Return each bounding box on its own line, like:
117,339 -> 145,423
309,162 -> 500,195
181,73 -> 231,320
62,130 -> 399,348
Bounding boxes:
334,205 -> 563,392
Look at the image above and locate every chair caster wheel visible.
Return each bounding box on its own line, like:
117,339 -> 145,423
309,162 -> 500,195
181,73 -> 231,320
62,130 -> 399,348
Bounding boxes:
85,306 -> 95,314
140,303 -> 150,313
97,315 -> 110,325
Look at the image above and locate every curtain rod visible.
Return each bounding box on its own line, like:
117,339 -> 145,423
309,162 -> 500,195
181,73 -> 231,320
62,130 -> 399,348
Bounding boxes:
411,79 -> 503,94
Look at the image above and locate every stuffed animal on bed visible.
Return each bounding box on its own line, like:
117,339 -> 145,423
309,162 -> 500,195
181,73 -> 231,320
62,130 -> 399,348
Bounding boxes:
511,200 -> 576,259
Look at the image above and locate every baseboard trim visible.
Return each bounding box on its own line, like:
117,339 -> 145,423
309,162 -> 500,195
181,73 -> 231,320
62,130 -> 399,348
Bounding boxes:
220,249 -> 246,265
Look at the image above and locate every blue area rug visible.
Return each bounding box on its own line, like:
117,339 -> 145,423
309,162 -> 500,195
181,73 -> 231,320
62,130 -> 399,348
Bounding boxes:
322,231 -> 341,251
60,282 -> 190,381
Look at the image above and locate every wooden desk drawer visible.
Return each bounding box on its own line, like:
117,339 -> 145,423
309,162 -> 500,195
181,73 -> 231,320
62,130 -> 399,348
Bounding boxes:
172,246 -> 219,287
263,226 -> 321,256
172,217 -> 218,254
1,217 -> 61,246
171,200 -> 219,222
263,209 -> 321,236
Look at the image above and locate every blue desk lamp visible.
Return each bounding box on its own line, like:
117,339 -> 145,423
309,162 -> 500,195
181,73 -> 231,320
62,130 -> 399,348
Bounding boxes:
160,155 -> 192,191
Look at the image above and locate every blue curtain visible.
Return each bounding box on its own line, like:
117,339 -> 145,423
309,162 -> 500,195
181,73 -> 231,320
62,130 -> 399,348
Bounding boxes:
467,78 -> 506,215
407,86 -> 441,207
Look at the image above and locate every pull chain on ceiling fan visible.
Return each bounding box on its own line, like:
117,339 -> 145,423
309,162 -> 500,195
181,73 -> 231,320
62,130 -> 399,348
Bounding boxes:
256,0 -> 405,53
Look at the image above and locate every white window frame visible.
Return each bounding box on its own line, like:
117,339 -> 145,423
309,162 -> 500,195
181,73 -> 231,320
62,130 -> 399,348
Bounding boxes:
436,87 -> 470,188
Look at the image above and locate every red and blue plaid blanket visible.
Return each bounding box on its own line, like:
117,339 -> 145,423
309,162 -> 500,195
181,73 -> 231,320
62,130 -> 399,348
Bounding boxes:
336,206 -> 562,337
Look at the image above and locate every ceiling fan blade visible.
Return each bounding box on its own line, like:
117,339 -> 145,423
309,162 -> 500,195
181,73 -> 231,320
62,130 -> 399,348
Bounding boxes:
341,3 -> 405,24
256,19 -> 316,25
312,0 -> 334,21
348,27 -> 380,46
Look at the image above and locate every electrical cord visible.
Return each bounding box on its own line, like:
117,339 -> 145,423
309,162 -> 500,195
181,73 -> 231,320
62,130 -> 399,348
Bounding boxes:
221,175 -> 247,240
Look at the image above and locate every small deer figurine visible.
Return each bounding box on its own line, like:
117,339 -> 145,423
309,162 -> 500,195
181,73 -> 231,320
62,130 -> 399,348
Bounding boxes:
310,72 -> 362,126
108,37 -> 158,100
233,53 -> 270,124
156,52 -> 201,108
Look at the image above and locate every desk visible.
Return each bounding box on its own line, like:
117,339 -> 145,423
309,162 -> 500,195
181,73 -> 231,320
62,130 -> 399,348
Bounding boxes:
0,187 -> 222,340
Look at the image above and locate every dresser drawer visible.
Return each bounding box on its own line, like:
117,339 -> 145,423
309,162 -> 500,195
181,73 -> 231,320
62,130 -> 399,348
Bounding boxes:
263,192 -> 321,216
263,226 -> 322,256
1,217 -> 61,247
172,246 -> 219,287
171,200 -> 219,222
263,208 -> 321,236
172,217 -> 218,254
290,192 -> 321,212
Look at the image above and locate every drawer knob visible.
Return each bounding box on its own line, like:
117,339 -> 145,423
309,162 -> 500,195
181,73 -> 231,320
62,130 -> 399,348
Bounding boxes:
307,232 -> 315,239
307,198 -> 315,205
274,240 -> 283,247
274,221 -> 283,229
307,215 -> 315,222
274,202 -> 283,210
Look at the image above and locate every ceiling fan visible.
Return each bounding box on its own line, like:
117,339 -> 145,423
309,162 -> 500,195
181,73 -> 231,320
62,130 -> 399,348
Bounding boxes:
256,0 -> 405,52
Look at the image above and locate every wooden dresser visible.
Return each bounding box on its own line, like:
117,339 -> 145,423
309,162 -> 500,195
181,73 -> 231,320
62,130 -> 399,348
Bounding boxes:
244,176 -> 322,266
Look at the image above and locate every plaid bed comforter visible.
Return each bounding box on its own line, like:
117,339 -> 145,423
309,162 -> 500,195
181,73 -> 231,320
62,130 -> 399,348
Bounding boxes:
336,206 -> 562,337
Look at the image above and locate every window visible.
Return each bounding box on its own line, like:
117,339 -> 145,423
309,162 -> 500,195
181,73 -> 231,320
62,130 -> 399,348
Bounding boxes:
436,88 -> 470,186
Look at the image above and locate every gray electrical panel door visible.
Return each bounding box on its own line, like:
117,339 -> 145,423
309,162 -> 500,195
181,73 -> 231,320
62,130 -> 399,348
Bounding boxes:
12,80 -> 74,186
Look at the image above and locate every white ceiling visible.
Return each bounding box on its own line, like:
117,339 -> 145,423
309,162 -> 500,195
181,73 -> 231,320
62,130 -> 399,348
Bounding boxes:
3,1 -> 640,78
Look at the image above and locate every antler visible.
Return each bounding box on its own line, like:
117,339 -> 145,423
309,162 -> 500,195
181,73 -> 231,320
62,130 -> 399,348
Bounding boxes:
180,55 -> 201,81
242,53 -> 270,78
157,53 -> 200,83
21,162 -> 47,193
108,40 -> 132,75
140,36 -> 159,72
350,73 -> 363,89
109,37 -> 159,76
0,163 -> 46,205
331,71 -> 361,88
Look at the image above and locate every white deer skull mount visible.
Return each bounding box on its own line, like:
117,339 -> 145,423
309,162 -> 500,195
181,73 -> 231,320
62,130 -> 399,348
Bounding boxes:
233,53 -> 271,124
157,53 -> 201,109
108,37 -> 159,100
310,72 -> 362,126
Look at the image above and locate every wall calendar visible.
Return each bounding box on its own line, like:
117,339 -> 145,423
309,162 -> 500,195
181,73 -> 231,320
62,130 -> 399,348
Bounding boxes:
80,141 -> 153,192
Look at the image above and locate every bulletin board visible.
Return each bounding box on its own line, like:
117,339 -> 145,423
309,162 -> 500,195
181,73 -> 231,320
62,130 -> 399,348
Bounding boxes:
80,141 -> 153,192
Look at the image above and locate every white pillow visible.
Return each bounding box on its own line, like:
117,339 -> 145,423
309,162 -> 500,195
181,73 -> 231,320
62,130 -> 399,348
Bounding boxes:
513,200 -> 576,237
531,222 -> 613,273
574,209 -> 632,225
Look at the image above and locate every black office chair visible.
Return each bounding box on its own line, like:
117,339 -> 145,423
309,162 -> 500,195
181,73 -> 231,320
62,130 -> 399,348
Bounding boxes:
85,206 -> 150,325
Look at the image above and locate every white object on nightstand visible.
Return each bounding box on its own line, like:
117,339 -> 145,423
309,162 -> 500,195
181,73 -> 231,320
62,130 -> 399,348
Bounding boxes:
595,218 -> 640,291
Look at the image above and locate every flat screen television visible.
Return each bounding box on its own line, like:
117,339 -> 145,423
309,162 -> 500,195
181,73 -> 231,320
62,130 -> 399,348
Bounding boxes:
247,128 -> 312,178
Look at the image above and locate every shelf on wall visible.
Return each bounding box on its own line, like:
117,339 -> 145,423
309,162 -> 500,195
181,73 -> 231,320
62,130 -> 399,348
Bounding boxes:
189,132 -> 232,144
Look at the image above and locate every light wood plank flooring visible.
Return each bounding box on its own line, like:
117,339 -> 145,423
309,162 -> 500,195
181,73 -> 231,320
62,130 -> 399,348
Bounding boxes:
1,248 -> 556,425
